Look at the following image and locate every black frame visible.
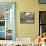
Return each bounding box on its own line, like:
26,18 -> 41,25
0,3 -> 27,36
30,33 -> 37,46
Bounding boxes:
39,12 -> 40,36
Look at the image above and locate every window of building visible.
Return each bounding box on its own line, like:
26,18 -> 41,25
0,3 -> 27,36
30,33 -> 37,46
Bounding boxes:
39,11 -> 46,35
0,2 -> 16,40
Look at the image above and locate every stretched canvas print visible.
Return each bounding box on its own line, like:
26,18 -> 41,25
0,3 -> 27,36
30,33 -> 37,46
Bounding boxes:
20,12 -> 34,24
0,2 -> 16,40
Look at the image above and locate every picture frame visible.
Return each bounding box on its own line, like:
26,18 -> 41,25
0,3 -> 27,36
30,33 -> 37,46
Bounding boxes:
39,0 -> 46,4
20,12 -> 35,24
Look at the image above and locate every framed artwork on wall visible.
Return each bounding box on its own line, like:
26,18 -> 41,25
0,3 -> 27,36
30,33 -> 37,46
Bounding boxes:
0,2 -> 16,40
20,12 -> 35,24
39,0 -> 46,4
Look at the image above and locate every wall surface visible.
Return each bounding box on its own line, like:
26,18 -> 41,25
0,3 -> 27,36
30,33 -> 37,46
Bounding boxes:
0,0 -> 46,40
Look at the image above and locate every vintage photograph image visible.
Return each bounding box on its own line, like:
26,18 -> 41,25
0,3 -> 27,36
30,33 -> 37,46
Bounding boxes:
20,12 -> 34,24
